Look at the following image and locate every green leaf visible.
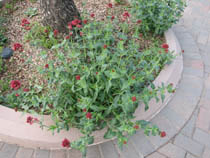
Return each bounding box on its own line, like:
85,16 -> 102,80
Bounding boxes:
87,136 -> 94,144
104,128 -> 117,139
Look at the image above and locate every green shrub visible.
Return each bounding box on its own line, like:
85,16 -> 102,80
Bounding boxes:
131,0 -> 186,35
5,13 -> 174,156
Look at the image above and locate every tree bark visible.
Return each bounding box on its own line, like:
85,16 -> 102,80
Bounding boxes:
40,0 -> 80,33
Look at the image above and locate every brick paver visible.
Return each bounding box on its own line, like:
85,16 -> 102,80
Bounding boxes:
1,0 -> 210,157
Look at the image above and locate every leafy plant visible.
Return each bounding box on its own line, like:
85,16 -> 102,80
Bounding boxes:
5,9 -> 175,157
24,23 -> 59,49
131,0 -> 186,35
0,33 -> 8,46
24,7 -> 38,18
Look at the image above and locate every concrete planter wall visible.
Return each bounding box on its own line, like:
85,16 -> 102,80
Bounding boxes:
0,29 -> 183,149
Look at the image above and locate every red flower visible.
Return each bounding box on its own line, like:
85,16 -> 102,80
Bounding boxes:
13,43 -> 23,51
26,116 -> 33,125
139,33 -> 143,38
132,76 -> 136,80
104,45 -> 107,49
62,138 -> 70,148
21,19 -> 30,27
108,3 -> 113,8
71,20 -> 77,26
160,131 -> 166,137
14,107 -> 18,112
23,88 -> 30,92
132,96 -> 136,102
10,80 -> 21,90
76,75 -> 81,80
44,29 -> 48,33
83,108 -> 87,112
26,116 -> 38,125
22,19 -> 30,25
134,125 -> 139,129
137,20 -> 142,24
80,32 -> 83,36
90,13 -> 95,18
123,141 -> 127,144
45,64 -> 49,69
15,93 -> 20,97
69,32 -> 73,36
83,20 -> 88,24
111,16 -> 115,21
161,43 -> 169,49
66,35 -> 70,39
86,112 -> 92,119
68,24 -> 72,30
96,72 -> 98,75
76,24 -> 82,28
123,11 -> 130,19
53,30 -> 59,36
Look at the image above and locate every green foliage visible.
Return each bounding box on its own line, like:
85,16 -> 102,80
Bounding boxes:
24,7 -> 38,18
0,33 -> 8,46
24,23 -> 59,49
131,0 -> 186,35
5,14 -> 174,156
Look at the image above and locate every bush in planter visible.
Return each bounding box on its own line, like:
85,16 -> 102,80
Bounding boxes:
131,0 -> 186,35
4,10 -> 174,157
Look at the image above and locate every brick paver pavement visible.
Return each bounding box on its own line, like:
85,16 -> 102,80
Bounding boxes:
1,0 -> 210,157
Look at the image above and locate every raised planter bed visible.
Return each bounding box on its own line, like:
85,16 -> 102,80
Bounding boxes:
0,29 -> 183,149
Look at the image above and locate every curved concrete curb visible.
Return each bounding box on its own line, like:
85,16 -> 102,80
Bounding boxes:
0,29 -> 183,149
134,29 -> 183,121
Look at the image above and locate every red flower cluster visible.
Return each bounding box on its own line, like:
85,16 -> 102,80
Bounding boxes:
161,43 -> 169,53
13,43 -> 23,52
45,64 -> 49,69
123,11 -> 130,19
108,3 -> 113,8
54,30 -> 59,36
83,19 -> 88,24
90,13 -> 95,18
160,131 -> 166,137
132,96 -> 137,102
68,19 -> 84,31
137,20 -> 142,24
21,19 -> 30,30
111,16 -> 115,21
44,29 -> 48,33
76,75 -> 81,80
10,80 -> 21,90
86,112 -> 92,119
103,45 -> 108,49
132,76 -> 136,80
15,93 -> 20,97
134,125 -> 139,129
26,116 -> 39,125
80,32 -> 83,36
23,88 -> 30,92
62,138 -> 70,148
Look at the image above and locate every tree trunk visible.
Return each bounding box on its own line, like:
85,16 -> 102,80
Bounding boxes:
40,0 -> 80,33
